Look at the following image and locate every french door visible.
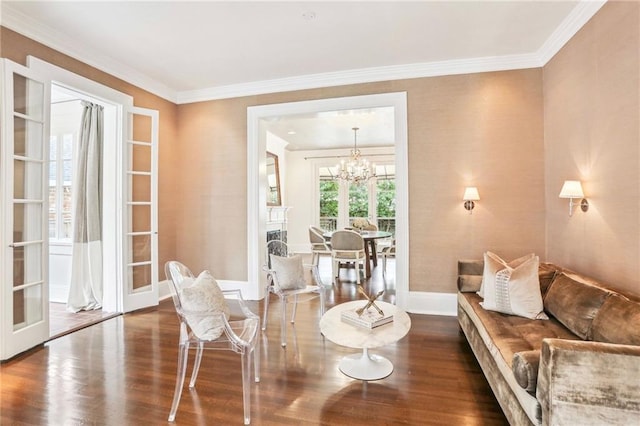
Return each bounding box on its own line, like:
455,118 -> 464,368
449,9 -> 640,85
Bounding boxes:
0,59 -> 159,359
121,107 -> 158,312
0,60 -> 51,359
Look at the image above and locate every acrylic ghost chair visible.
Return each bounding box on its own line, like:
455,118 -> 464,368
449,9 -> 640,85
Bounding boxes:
262,239 -> 326,347
165,261 -> 260,425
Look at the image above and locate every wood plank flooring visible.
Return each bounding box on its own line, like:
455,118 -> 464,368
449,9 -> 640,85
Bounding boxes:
0,256 -> 507,425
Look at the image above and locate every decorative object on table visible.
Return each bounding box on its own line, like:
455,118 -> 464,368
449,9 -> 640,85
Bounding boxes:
352,218 -> 370,232
340,287 -> 393,329
334,127 -> 377,186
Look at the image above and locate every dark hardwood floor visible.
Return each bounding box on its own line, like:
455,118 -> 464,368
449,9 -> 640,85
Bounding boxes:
0,255 -> 507,425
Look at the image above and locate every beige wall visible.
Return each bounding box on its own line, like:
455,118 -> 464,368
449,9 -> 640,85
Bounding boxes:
3,0 -> 637,299
177,71 -> 546,293
1,27 -> 179,278
543,1 -> 640,297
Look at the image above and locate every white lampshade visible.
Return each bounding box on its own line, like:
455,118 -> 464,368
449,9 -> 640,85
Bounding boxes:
463,187 -> 480,201
559,180 -> 584,199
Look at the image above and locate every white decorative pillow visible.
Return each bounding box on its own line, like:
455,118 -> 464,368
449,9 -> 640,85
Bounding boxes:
480,253 -> 548,320
478,252 -> 535,298
270,254 -> 306,290
179,270 -> 230,340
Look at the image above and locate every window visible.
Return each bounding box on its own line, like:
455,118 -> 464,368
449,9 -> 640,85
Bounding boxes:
376,173 -> 396,235
348,183 -> 369,226
317,162 -> 395,234
319,171 -> 338,231
49,133 -> 74,241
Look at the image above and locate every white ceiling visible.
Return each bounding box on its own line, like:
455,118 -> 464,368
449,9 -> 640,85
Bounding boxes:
1,1 -> 605,150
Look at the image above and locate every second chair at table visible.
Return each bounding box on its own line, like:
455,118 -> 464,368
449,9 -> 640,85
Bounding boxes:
330,230 -> 367,284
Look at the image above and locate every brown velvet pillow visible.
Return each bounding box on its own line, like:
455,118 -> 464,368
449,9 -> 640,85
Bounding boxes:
544,273 -> 611,340
591,294 -> 640,346
512,350 -> 540,395
538,263 -> 558,299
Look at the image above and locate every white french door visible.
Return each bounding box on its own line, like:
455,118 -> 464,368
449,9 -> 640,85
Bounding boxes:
0,60 -> 51,360
121,107 -> 158,312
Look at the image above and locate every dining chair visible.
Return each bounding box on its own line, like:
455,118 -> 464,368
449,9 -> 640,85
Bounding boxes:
378,240 -> 396,276
330,230 -> 367,284
309,225 -> 331,266
165,261 -> 260,425
263,240 -> 326,347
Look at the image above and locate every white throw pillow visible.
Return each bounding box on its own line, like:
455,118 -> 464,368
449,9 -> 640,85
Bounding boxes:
270,254 -> 306,290
480,253 -> 548,320
478,252 -> 535,298
179,270 -> 230,340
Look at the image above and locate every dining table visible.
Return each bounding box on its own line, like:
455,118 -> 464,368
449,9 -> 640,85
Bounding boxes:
323,230 -> 393,277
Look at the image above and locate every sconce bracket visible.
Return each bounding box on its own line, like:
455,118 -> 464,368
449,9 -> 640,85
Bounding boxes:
580,199 -> 589,212
464,200 -> 475,212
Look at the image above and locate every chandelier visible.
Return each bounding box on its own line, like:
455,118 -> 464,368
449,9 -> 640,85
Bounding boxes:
335,127 -> 376,185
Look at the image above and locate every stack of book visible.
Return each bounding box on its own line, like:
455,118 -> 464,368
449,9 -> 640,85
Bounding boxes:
341,306 -> 394,329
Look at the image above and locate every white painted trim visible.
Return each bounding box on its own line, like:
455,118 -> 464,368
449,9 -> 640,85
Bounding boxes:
2,3 -> 177,103
2,1 -> 604,105
536,1 -> 607,65
177,53 -> 540,103
159,279 -> 172,301
405,292 -> 458,317
247,92 -> 409,309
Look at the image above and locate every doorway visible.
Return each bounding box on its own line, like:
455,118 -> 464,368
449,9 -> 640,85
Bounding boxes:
48,84 -> 119,339
247,92 -> 409,307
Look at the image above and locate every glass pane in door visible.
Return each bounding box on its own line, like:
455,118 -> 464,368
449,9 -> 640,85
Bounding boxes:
13,73 -> 44,119
348,183 -> 369,226
14,117 -> 44,159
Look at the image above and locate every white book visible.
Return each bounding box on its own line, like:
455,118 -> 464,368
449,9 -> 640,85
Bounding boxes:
341,306 -> 394,329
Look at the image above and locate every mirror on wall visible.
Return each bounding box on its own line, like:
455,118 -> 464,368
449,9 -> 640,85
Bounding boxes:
266,151 -> 281,206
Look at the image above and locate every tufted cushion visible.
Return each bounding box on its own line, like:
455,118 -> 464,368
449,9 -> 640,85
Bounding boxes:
270,254 -> 306,290
180,270 -> 230,340
591,293 -> 640,345
512,350 -> 540,395
544,273 -> 611,340
481,253 -> 548,320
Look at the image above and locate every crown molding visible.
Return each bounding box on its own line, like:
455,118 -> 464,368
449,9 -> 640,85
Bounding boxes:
2,1 -> 605,106
1,3 -> 178,103
536,0 -> 607,65
177,53 -> 543,104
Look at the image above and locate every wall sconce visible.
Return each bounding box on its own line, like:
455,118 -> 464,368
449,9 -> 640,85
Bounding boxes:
463,187 -> 480,214
559,180 -> 589,216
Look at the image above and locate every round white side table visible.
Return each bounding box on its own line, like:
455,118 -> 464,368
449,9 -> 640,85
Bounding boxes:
319,300 -> 411,381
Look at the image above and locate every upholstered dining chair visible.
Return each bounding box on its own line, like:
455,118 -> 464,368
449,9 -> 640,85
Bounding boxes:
309,225 -> 331,266
378,240 -> 396,276
165,261 -> 260,425
330,230 -> 366,284
263,240 -> 326,347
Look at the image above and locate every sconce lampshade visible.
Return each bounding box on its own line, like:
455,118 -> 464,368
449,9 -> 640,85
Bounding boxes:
559,180 -> 584,199
463,187 -> 480,201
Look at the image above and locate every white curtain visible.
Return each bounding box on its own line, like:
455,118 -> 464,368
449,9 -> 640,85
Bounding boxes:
67,102 -> 104,312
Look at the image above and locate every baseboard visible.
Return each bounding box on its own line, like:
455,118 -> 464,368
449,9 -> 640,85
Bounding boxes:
405,291 -> 457,316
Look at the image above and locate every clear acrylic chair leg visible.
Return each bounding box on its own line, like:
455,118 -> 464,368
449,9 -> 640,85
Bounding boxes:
280,296 -> 287,347
168,342 -> 189,422
189,342 -> 204,388
290,294 -> 298,323
241,350 -> 252,425
261,285 -> 270,331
